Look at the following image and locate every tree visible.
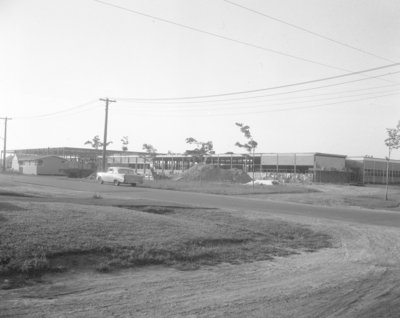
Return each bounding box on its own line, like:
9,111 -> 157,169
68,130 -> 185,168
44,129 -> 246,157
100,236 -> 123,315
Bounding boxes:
184,137 -> 215,163
121,136 -> 129,152
84,135 -> 102,150
84,135 -> 112,169
84,135 -> 113,149
384,121 -> 400,200
142,143 -> 157,156
235,122 -> 258,188
142,143 -> 158,179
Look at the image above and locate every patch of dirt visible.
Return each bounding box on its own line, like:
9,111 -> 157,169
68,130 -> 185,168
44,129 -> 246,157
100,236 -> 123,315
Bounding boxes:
0,202 -> 26,211
1,220 -> 400,317
247,184 -> 400,211
176,164 -> 251,183
0,191 -> 38,198
114,205 -> 217,214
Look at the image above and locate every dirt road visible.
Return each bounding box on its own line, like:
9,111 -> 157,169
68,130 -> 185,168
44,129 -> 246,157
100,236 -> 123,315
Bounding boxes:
2,212 -> 400,317
1,175 -> 400,317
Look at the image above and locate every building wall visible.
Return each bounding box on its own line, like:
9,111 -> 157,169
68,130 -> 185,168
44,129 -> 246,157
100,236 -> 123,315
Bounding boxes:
346,158 -> 400,184
363,158 -> 400,184
315,155 -> 346,171
261,153 -> 315,166
11,156 -> 20,172
293,154 -> 315,166
260,154 -> 314,173
36,157 -> 67,175
21,161 -> 38,175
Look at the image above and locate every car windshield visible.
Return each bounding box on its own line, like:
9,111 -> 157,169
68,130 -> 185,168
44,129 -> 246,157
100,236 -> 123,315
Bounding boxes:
118,168 -> 135,174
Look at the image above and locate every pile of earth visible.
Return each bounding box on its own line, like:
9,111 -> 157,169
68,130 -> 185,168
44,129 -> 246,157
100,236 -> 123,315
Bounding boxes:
176,164 -> 252,183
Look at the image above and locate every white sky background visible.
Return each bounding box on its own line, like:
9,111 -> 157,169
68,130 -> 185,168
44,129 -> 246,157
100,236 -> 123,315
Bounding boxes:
1,0 -> 400,157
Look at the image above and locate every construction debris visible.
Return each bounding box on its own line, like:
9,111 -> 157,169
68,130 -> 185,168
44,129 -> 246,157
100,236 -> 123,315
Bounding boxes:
175,164 -> 251,183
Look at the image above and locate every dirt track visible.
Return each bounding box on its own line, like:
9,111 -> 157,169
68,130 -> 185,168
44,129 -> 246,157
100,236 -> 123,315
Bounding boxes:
2,208 -> 400,317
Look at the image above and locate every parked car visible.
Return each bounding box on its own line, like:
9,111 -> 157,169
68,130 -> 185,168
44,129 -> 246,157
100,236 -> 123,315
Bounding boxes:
96,167 -> 144,186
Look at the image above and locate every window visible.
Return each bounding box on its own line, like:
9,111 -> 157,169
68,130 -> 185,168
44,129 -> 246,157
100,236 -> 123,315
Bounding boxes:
118,168 -> 135,174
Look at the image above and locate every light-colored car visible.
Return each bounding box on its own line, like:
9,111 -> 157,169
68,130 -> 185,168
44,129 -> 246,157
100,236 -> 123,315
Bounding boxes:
96,167 -> 144,186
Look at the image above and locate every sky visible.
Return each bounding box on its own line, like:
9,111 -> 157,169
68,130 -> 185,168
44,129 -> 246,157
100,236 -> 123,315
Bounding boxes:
1,0 -> 400,158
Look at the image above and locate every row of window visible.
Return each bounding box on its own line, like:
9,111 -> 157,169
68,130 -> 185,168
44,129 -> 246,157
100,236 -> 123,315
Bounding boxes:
364,169 -> 400,177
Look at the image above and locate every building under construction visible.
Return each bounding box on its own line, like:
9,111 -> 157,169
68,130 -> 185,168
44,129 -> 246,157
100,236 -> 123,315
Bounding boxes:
9,147 -> 400,184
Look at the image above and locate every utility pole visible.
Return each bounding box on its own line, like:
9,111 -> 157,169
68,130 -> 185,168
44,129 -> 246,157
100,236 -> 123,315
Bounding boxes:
1,117 -> 12,172
100,98 -> 116,171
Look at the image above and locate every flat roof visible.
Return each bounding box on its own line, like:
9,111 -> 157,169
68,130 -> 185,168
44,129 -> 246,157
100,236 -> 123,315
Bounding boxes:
10,148 -> 347,159
12,147 -> 146,157
347,156 -> 400,163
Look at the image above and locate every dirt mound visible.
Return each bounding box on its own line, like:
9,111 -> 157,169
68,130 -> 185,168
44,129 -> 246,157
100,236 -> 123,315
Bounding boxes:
177,164 -> 251,183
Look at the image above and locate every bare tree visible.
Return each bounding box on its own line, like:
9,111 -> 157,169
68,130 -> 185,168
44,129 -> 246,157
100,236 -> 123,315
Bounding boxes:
384,121 -> 400,200
235,122 -> 258,188
184,137 -> 214,163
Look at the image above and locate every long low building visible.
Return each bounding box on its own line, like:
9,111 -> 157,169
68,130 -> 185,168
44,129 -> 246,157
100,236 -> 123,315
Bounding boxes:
8,147 -> 400,184
346,156 -> 400,184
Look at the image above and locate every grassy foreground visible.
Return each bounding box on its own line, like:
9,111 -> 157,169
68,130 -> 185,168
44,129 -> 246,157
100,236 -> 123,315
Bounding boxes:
0,199 -> 332,281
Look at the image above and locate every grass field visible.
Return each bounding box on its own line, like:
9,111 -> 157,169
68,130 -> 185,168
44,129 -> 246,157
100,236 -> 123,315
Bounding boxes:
140,179 -> 318,195
0,198 -> 332,284
139,180 -> 400,211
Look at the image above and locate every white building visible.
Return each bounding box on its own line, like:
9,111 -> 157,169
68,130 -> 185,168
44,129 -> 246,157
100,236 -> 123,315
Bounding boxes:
11,155 -> 68,175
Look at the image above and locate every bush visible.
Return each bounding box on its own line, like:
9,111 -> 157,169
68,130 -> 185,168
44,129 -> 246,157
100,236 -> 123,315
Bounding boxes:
62,168 -> 95,178
21,252 -> 49,275
96,262 -> 111,273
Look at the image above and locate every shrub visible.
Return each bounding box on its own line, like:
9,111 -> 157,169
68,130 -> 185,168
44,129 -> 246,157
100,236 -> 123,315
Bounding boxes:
21,252 -> 49,275
62,168 -> 95,178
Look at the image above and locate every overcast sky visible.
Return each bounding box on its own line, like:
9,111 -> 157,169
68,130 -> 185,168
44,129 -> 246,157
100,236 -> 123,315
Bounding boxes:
1,0 -> 400,158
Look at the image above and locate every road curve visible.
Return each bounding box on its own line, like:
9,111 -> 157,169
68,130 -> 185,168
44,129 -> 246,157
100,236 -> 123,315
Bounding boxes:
2,174 -> 400,317
4,174 -> 400,228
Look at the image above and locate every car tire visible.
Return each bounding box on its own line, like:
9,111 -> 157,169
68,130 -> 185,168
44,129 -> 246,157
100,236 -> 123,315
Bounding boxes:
131,183 -> 136,187
114,180 -> 120,186
98,177 -> 104,184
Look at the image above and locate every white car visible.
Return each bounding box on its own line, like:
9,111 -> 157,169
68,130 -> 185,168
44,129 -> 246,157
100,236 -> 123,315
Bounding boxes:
96,167 -> 144,186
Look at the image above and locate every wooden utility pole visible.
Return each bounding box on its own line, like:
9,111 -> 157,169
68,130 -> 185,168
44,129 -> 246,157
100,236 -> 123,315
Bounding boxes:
100,98 -> 116,171
1,117 -> 11,172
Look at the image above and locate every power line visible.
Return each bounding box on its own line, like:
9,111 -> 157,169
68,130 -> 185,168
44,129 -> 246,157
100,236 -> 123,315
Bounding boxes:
223,0 -> 397,64
8,69 -> 399,123
114,91 -> 400,117
120,80 -> 400,106
29,104 -> 101,120
225,92 -> 400,116
117,88 -> 400,113
118,71 -> 400,105
93,0 -> 370,74
116,63 -> 400,101
14,99 -> 99,120
9,67 -> 400,122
